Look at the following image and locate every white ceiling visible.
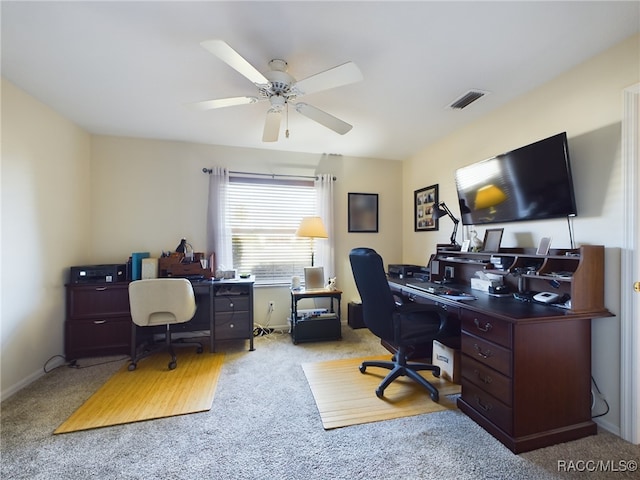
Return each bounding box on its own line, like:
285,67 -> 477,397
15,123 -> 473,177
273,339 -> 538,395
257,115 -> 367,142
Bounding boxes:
2,1 -> 638,161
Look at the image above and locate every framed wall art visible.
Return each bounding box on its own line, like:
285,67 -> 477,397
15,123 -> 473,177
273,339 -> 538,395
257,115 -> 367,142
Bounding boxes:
348,193 -> 379,233
414,184 -> 438,232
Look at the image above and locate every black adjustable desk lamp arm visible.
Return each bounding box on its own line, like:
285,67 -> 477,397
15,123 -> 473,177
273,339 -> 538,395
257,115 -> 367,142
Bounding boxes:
437,202 -> 460,246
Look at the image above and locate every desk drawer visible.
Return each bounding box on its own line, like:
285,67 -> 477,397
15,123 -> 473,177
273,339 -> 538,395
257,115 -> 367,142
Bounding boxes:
65,316 -> 130,359
462,380 -> 513,434
215,296 -> 249,313
67,285 -> 130,318
462,356 -> 512,406
462,333 -> 512,377
215,313 -> 250,340
461,310 -> 511,348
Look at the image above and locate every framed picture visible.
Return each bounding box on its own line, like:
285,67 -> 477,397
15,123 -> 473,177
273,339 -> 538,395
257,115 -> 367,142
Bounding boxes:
482,228 -> 504,253
461,239 -> 471,253
348,193 -> 378,233
304,266 -> 325,290
414,184 -> 439,231
537,237 -> 552,255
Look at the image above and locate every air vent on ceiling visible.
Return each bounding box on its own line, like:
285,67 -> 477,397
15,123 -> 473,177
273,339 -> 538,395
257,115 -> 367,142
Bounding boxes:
448,90 -> 489,110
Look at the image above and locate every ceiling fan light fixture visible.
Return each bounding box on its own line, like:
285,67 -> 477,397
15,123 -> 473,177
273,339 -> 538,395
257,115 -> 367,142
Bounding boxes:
269,95 -> 286,111
195,40 -> 363,140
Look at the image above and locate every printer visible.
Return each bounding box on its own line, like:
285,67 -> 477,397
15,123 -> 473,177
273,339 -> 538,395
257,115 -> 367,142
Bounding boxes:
69,264 -> 127,284
387,264 -> 424,279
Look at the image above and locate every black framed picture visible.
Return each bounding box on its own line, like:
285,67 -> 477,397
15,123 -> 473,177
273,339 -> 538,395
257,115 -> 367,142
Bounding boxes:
348,193 -> 378,233
482,228 -> 504,253
414,184 -> 439,231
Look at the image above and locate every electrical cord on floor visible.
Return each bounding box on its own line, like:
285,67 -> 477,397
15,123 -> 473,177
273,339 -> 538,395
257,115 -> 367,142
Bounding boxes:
43,354 -> 129,373
254,302 -> 275,337
591,375 -> 610,419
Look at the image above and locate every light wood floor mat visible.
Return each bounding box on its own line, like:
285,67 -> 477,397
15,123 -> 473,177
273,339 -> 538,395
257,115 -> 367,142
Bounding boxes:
302,355 -> 461,430
54,348 -> 224,434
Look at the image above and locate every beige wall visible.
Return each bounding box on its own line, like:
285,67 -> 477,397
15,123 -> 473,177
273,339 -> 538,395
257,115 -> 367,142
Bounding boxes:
1,78 -> 92,399
89,136 -> 403,335
402,34 -> 640,434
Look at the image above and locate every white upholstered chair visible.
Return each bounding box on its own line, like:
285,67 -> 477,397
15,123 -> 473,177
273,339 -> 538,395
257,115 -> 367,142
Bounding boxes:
128,278 -> 202,371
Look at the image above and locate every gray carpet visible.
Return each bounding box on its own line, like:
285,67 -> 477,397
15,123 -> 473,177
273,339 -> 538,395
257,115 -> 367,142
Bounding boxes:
1,327 -> 638,480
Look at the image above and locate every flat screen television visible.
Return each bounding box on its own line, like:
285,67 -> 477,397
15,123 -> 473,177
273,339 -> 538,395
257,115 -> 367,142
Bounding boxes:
454,132 -> 577,226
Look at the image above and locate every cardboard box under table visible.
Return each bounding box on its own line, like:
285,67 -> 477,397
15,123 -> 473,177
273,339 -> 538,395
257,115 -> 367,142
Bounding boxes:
433,338 -> 461,384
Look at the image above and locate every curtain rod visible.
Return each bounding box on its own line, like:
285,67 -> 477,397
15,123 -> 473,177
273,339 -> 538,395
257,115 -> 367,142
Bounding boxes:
202,168 -> 336,181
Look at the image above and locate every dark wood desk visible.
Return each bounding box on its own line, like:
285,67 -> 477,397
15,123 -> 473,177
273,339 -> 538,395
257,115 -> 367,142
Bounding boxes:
65,277 -> 255,361
389,273 -> 612,453
132,278 -> 255,355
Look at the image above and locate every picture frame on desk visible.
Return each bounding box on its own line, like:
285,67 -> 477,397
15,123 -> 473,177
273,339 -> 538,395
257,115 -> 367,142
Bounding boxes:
414,184 -> 439,232
482,228 -> 504,252
537,236 -> 552,255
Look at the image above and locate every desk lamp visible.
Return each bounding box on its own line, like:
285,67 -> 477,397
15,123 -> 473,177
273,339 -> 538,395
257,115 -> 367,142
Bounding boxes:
295,216 -> 328,266
432,202 -> 460,247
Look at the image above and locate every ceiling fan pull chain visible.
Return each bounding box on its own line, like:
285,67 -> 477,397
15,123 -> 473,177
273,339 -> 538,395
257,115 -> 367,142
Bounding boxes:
286,103 -> 290,139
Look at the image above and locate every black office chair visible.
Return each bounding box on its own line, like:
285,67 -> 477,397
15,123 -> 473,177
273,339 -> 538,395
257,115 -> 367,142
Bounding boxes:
349,247 -> 451,401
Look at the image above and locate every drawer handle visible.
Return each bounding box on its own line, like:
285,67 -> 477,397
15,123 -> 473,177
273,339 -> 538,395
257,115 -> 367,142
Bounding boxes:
473,343 -> 492,359
94,286 -> 107,291
474,318 -> 492,332
93,320 -> 106,325
473,369 -> 493,384
475,395 -> 493,412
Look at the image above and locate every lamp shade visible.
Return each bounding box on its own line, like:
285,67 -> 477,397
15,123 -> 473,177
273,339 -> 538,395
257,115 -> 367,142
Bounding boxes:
295,216 -> 328,239
432,204 -> 447,220
474,184 -> 507,210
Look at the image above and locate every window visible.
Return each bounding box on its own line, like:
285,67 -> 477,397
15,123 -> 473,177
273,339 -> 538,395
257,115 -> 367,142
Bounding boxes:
227,176 -> 317,285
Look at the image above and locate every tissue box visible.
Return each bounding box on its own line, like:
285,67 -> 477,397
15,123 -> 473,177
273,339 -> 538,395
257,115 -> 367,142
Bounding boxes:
470,277 -> 502,292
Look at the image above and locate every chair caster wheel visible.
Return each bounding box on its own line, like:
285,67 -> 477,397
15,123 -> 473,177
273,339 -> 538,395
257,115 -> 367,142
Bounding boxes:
196,346 -> 203,354
359,365 -> 366,374
168,361 -> 177,370
128,363 -> 137,371
430,392 -> 439,402
375,388 -> 384,399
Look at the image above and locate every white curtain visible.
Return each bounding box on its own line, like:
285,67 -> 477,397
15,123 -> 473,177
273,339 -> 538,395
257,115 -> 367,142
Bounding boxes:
314,174 -> 335,278
206,167 -> 233,271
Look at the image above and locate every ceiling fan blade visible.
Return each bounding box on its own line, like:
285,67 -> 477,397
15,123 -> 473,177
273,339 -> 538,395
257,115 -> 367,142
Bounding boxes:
262,109 -> 281,142
200,39 -> 269,86
295,62 -> 363,96
187,96 -> 260,111
294,103 -> 353,135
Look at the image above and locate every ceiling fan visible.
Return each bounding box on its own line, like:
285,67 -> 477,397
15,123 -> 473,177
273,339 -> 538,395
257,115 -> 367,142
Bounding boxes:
190,40 -> 363,142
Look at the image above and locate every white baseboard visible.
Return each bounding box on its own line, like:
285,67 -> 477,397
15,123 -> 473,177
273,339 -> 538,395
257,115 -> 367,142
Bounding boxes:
1,356 -> 66,402
594,416 -> 621,438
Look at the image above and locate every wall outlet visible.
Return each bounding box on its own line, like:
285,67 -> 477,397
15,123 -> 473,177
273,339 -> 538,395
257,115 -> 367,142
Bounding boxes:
268,301 -> 275,313
444,266 -> 455,279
